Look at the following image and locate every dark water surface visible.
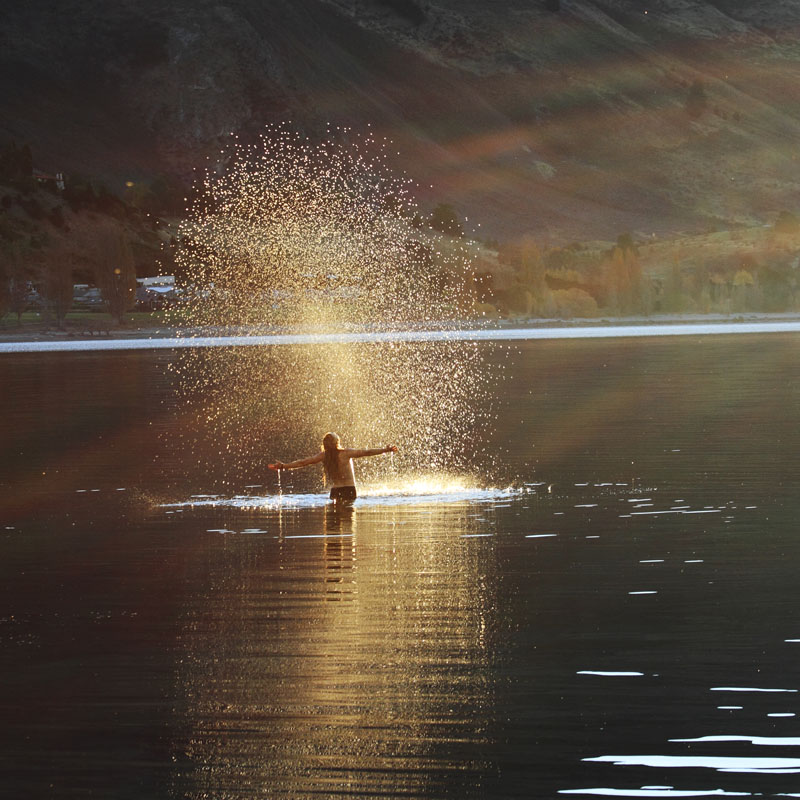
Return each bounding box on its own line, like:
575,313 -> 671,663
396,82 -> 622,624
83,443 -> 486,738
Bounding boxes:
2,334 -> 800,799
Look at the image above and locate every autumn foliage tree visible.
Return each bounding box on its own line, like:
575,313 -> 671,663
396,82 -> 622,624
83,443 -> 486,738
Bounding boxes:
605,234 -> 648,314
499,236 -> 555,316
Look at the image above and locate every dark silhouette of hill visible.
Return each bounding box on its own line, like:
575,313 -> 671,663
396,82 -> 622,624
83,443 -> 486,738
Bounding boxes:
4,0 -> 800,241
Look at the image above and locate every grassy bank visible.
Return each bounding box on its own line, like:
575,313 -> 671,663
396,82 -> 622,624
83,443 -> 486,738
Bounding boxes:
0,310 -> 170,337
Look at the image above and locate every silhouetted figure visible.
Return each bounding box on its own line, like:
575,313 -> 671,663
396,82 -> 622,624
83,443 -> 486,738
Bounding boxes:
269,432 -> 397,505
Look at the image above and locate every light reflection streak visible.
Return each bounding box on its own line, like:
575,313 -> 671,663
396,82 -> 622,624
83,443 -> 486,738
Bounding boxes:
584,754 -> 800,773
4,320 -> 800,353
559,789 -> 751,797
671,735 -> 800,746
171,501 -> 498,797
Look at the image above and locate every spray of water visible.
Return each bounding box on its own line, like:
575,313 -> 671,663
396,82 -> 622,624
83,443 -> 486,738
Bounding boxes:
166,125 -> 500,489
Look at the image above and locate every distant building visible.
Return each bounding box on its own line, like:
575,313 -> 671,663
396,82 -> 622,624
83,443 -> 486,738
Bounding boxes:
32,169 -> 65,191
137,275 -> 175,287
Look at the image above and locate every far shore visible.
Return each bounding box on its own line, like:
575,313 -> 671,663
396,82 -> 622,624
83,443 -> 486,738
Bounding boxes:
2,311 -> 800,345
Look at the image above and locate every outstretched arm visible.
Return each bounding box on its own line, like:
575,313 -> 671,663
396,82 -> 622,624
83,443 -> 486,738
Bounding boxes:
268,451 -> 324,471
344,445 -> 398,459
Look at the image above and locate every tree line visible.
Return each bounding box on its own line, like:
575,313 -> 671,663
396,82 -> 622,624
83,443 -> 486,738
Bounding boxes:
422,202 -> 800,318
0,141 -> 183,327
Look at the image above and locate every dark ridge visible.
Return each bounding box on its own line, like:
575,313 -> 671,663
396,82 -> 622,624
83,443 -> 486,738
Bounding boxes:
374,0 -> 426,26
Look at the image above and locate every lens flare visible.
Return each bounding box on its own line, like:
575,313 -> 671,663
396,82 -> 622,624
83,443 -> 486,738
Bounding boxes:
167,125 -> 501,486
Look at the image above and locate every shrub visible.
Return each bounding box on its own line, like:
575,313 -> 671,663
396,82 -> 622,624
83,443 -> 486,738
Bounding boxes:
49,206 -> 65,228
553,288 -> 598,319
429,203 -> 464,238
775,210 -> 800,234
19,196 -> 44,220
93,222 -> 137,323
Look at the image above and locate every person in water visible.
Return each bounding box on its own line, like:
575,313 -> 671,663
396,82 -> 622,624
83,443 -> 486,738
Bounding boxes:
268,432 -> 398,504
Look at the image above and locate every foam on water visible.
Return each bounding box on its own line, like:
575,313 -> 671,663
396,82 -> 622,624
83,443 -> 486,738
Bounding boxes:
163,481 -> 522,511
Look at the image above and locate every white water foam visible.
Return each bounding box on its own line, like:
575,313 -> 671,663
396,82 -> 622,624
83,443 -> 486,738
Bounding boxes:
163,484 -> 521,511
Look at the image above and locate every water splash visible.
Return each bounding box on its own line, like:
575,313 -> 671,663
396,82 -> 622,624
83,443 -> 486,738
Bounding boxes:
166,125 -> 499,485
162,481 -> 522,511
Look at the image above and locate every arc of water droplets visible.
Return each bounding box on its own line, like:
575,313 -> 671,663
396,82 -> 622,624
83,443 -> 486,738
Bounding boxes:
166,125 -> 502,486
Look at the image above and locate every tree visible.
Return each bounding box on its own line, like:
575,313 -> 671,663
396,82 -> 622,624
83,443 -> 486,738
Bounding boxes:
616,232 -> 636,253
0,141 -> 34,189
604,234 -> 648,314
8,273 -> 29,323
35,241 -> 75,327
0,264 -> 9,322
94,222 -> 137,323
775,210 -> 800,234
732,268 -> 758,312
662,260 -> 687,313
429,203 -> 464,237
516,237 -> 554,316
124,174 -> 187,217
0,243 -> 33,324
64,175 -> 98,211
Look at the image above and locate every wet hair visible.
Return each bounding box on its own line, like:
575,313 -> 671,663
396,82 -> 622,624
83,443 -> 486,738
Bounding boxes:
321,432 -> 341,483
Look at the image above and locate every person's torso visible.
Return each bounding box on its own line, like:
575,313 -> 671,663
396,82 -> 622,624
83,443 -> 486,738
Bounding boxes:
328,451 -> 356,488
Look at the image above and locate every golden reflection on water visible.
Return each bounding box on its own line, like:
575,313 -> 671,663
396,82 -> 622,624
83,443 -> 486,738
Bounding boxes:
173,502 -> 497,797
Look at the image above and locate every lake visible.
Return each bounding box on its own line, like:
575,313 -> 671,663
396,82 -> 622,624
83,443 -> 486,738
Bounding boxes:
1,329 -> 799,799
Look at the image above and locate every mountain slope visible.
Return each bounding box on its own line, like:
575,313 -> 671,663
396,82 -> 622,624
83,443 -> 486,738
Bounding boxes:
3,0 -> 800,241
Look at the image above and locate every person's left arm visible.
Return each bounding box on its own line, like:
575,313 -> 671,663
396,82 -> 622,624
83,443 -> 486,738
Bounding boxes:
344,446 -> 398,459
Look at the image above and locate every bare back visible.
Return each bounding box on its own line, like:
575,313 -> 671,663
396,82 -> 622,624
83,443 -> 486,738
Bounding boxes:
326,449 -> 357,488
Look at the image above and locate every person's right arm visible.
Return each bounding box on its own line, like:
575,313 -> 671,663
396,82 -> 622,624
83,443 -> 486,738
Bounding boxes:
268,452 -> 324,470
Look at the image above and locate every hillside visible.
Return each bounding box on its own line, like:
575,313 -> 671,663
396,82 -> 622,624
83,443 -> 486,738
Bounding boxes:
3,1 -> 800,243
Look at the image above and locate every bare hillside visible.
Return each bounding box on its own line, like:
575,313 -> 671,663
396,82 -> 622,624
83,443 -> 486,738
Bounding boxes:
3,0 -> 800,241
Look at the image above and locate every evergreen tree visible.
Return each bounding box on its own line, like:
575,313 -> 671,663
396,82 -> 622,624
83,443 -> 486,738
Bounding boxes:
518,237 -> 554,315
1,243 -> 33,323
37,242 -> 75,327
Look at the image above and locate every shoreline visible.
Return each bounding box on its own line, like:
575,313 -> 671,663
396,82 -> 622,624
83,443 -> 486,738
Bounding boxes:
2,311 -> 800,345
2,313 -> 800,352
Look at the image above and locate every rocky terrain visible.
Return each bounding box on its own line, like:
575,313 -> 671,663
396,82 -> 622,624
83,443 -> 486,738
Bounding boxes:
3,0 -> 800,242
